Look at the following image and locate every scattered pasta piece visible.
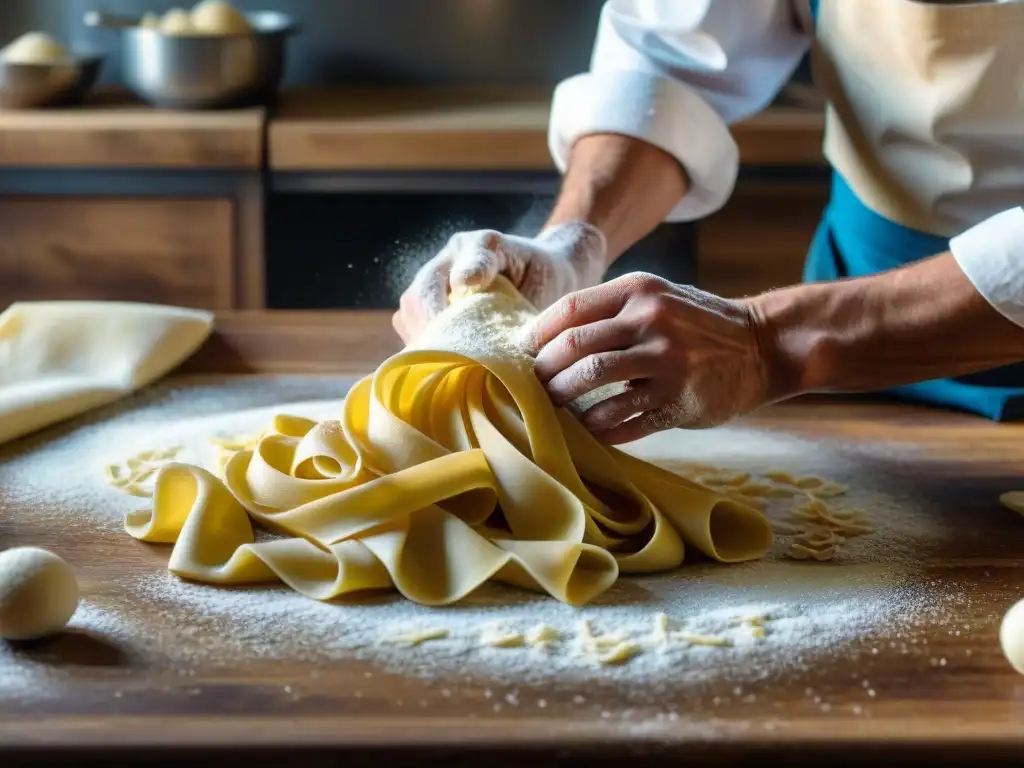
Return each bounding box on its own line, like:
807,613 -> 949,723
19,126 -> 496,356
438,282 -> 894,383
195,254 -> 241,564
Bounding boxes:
672,632 -> 732,648
526,624 -> 560,648
120,483 -> 154,499
480,625 -> 525,649
597,641 -> 643,666
735,482 -> 775,497
789,543 -> 836,561
751,626 -> 768,640
651,612 -> 670,646
382,628 -> 449,646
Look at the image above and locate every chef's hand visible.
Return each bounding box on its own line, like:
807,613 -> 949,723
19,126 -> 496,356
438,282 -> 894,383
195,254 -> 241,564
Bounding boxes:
392,222 -> 607,343
527,273 -> 772,444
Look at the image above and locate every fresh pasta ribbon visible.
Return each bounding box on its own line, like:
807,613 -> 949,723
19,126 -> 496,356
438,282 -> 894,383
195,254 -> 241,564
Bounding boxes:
125,277 -> 773,606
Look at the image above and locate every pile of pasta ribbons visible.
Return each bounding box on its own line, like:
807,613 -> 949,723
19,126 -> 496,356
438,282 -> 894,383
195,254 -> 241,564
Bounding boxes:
125,278 -> 773,606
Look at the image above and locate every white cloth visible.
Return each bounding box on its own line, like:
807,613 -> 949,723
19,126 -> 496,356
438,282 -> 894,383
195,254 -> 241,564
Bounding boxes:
548,0 -> 1024,329
0,302 -> 213,446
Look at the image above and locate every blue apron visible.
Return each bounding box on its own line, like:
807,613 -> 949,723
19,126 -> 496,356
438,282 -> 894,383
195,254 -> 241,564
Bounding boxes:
802,0 -> 1024,421
804,174 -> 1024,421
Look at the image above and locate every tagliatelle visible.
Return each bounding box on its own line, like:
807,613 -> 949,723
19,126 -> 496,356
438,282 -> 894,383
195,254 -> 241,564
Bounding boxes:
125,277 -> 773,606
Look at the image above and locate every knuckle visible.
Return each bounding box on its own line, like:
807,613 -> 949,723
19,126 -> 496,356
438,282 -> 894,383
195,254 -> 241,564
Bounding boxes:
579,354 -> 609,384
628,388 -> 653,411
561,327 -> 581,353
556,293 -> 580,321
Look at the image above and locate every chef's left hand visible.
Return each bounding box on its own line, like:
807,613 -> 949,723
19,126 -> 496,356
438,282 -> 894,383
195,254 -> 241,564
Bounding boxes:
527,272 -> 772,443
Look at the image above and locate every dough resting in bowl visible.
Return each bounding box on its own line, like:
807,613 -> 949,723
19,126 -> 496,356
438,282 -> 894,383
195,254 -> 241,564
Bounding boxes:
1,32 -> 67,65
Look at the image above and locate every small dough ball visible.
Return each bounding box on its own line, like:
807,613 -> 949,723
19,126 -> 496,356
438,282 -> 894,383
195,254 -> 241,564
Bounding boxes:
1,32 -> 67,64
161,8 -> 197,35
139,12 -> 162,30
191,0 -> 252,35
1000,598 -> 1024,674
0,547 -> 79,641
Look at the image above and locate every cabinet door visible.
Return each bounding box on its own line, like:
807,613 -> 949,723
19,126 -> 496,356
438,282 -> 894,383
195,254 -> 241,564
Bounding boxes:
0,197 -> 235,309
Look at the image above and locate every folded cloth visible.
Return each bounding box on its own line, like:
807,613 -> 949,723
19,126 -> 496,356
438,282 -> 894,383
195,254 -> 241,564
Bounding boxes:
0,301 -> 213,446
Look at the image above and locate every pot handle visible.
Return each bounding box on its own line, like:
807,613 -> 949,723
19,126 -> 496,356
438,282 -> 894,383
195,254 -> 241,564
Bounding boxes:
83,10 -> 141,29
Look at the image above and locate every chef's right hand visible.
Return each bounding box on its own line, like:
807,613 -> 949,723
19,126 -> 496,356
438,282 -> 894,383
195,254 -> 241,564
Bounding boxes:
392,221 -> 608,344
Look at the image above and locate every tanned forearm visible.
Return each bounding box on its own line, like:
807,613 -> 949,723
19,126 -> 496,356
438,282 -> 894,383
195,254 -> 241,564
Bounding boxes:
747,252 -> 1024,401
542,134 -> 688,266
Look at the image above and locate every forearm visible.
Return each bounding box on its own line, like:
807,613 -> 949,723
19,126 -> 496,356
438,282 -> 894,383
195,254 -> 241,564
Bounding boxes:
542,134 -> 688,266
747,252 -> 1024,400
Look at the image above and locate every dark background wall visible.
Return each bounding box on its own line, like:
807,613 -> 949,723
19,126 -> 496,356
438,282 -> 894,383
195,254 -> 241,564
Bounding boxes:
2,0 -> 606,86
1,0 -> 814,87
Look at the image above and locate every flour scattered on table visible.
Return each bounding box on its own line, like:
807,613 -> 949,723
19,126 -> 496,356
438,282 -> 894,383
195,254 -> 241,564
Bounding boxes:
0,376 -> 955,702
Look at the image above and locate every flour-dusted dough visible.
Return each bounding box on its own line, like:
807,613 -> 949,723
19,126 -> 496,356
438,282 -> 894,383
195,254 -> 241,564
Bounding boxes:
1001,598 -> 1024,674
0,301 -> 213,447
1,32 -> 66,64
191,0 -> 252,35
0,547 -> 79,641
125,277 -> 773,606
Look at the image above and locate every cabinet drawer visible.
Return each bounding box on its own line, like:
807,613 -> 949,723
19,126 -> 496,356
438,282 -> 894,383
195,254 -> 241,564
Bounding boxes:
0,197 -> 234,309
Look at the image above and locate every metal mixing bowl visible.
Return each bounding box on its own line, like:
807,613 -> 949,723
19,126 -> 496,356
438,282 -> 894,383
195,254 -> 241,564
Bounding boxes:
85,10 -> 298,110
0,55 -> 104,109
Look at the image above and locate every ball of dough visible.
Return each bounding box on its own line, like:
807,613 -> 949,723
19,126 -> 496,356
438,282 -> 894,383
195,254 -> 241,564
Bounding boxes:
139,12 -> 162,30
0,547 -> 79,641
1000,598 -> 1024,674
191,0 -> 252,35
161,8 -> 197,35
0,32 -> 67,65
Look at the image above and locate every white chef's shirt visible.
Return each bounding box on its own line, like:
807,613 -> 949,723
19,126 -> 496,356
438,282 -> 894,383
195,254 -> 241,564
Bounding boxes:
548,0 -> 1024,329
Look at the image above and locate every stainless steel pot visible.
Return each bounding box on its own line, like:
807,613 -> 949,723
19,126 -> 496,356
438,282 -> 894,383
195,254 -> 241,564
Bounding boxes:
85,9 -> 299,110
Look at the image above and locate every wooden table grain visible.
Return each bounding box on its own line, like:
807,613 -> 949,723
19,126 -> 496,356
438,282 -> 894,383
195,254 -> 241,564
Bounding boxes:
3,314 -> 1024,765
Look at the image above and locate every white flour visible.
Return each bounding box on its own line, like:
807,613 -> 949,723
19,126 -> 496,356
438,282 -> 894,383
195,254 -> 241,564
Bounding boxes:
0,376 -> 957,708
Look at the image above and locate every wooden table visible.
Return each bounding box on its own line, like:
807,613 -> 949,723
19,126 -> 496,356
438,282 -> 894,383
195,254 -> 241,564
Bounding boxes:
4,312 -> 1024,766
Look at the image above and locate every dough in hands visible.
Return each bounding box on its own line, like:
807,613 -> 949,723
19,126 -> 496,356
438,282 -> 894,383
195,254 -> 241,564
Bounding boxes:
1,32 -> 67,64
191,0 -> 252,35
126,277 -> 774,607
0,547 -> 79,641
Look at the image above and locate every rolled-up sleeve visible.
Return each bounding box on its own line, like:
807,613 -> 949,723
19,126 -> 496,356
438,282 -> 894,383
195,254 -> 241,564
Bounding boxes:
950,207 -> 1024,329
549,0 -> 811,222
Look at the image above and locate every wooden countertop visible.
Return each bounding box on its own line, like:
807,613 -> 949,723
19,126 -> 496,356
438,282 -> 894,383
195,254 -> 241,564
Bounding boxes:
268,87 -> 827,172
0,87 -> 824,172
8,311 -> 1022,765
0,90 -> 265,170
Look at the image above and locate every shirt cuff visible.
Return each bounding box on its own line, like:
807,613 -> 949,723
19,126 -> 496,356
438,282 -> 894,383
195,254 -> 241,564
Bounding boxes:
950,207 -> 1024,329
548,69 -> 739,223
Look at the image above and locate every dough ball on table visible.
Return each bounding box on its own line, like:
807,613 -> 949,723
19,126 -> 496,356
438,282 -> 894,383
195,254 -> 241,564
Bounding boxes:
0,547 -> 79,641
161,8 -> 197,35
1000,598 -> 1024,674
1,32 -> 67,64
191,0 -> 252,35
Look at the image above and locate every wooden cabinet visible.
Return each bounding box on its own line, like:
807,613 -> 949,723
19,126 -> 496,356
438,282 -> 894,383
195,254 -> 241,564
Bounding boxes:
0,197 -> 235,309
698,180 -> 830,298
